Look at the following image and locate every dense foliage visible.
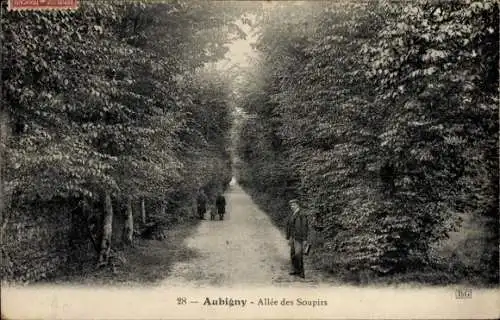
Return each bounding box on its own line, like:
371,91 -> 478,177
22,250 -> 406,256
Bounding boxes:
1,0 -> 241,279
1,0 -> 498,285
237,0 -> 498,284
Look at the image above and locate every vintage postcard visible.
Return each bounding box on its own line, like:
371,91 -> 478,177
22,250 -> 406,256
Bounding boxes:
1,0 -> 499,319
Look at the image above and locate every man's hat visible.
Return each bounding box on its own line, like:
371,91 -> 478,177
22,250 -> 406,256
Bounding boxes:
289,199 -> 299,205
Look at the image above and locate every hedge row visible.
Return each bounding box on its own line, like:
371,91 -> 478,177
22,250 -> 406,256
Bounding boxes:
1,0 -> 238,281
237,1 -> 498,284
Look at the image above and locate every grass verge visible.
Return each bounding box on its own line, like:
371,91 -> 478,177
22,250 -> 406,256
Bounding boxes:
42,218 -> 201,286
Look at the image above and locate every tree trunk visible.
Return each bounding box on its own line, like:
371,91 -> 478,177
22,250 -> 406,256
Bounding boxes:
123,196 -> 133,245
0,109 -> 9,238
0,110 -> 6,218
191,194 -> 197,217
141,198 -> 146,224
160,199 -> 166,216
98,191 -> 113,267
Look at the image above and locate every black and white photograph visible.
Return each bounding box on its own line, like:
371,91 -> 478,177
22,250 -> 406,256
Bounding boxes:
1,0 -> 499,319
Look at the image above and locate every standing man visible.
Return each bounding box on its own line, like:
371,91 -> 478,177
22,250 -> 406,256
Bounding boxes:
215,193 -> 226,220
197,189 -> 207,220
286,199 -> 309,278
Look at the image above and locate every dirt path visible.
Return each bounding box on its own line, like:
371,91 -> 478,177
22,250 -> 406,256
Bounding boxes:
49,181 -> 333,287
160,182 -> 332,288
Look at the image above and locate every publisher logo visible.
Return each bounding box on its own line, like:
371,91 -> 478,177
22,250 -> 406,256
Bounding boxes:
455,288 -> 472,299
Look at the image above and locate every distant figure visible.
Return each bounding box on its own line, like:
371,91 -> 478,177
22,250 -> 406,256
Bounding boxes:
209,204 -> 216,221
197,190 -> 207,220
215,194 -> 226,220
286,199 -> 309,278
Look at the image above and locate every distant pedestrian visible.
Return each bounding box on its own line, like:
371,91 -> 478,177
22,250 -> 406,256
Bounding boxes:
286,199 -> 309,278
215,193 -> 226,220
209,204 -> 216,220
197,190 -> 207,220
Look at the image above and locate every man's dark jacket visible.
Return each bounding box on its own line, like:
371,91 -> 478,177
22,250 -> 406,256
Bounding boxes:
197,192 -> 207,210
216,195 -> 226,209
286,210 -> 309,241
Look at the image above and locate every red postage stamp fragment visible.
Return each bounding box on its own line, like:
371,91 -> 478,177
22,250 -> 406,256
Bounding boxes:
8,0 -> 79,11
